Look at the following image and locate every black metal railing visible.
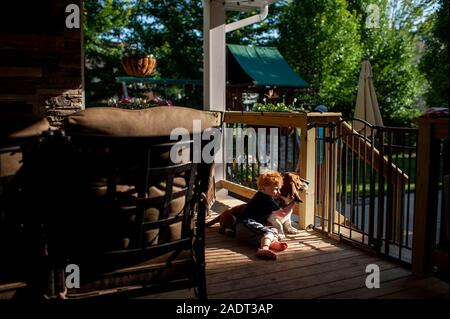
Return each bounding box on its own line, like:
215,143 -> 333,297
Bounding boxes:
436,139 -> 449,251
314,119 -> 418,264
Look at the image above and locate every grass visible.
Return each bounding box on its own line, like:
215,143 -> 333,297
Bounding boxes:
339,153 -> 417,194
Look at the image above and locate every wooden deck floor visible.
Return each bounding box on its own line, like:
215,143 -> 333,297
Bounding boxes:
145,190 -> 449,299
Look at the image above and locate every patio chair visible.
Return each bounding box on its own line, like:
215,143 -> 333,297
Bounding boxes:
0,114 -> 50,298
16,107 -> 221,299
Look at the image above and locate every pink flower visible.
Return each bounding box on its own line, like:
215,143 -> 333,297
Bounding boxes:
114,95 -> 172,109
121,97 -> 133,103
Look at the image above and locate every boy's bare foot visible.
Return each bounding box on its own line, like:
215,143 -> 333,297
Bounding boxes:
269,241 -> 288,251
256,248 -> 277,260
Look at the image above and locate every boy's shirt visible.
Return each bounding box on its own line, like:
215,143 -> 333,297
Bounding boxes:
240,191 -> 280,224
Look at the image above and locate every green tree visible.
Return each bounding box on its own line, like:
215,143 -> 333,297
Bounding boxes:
353,0 -> 439,126
278,0 -> 430,126
83,0 -> 134,105
278,0 -> 363,116
419,0 -> 449,107
124,0 -> 203,107
225,4 -> 283,46
386,0 -> 438,32
369,28 -> 425,126
355,0 -> 426,126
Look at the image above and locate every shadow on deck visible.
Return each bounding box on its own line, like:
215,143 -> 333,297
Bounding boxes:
143,190 -> 449,299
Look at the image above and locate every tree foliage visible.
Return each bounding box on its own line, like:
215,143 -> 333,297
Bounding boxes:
124,0 -> 204,107
278,0 -> 431,126
83,0 -> 134,104
350,0 -> 426,126
84,0 -> 204,106
278,0 -> 363,116
128,0 -> 203,80
83,0 -> 444,125
225,5 -> 283,46
419,0 -> 449,107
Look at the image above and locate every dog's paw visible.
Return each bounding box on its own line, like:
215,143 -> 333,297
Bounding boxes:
278,233 -> 286,240
285,227 -> 300,234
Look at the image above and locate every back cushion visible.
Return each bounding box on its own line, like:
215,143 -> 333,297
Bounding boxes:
63,106 -> 220,137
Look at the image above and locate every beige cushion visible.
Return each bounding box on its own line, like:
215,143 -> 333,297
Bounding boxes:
63,106 -> 221,137
49,106 -> 219,295
0,114 -> 50,177
0,152 -> 22,178
0,114 -> 49,140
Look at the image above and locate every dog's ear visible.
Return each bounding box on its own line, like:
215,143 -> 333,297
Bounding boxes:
290,173 -> 303,190
287,171 -> 309,185
287,172 -> 309,193
300,177 -> 309,185
291,180 -> 303,202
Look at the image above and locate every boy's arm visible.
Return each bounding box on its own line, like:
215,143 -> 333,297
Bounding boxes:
272,201 -> 295,217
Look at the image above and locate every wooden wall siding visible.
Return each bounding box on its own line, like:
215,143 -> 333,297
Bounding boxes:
0,0 -> 83,127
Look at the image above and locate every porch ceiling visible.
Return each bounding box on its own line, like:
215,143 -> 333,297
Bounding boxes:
224,0 -> 280,11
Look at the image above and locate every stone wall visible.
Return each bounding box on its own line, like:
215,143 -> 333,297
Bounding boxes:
0,0 -> 83,128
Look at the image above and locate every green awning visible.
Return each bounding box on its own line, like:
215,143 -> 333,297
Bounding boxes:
227,44 -> 309,88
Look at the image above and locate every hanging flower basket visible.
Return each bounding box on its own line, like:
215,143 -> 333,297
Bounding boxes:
121,54 -> 156,76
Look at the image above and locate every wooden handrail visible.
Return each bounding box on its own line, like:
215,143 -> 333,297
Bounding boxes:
223,111 -> 342,127
340,121 -> 409,181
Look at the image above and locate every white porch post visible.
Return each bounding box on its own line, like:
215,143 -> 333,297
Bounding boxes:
203,1 -> 278,184
203,0 -> 226,112
203,0 -> 226,182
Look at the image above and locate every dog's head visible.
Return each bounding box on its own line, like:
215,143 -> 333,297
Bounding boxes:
279,172 -> 309,205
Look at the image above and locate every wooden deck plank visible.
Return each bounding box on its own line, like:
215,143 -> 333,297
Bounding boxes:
140,190 -> 448,299
207,246 -> 367,284
318,271 -> 415,299
207,250 -> 397,299
204,226 -> 448,299
320,269 -> 448,299
314,267 -> 413,299
375,277 -> 449,299
272,266 -> 409,299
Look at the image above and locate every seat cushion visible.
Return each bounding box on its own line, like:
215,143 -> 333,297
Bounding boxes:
0,113 -> 50,197
0,114 -> 49,141
0,114 -> 50,177
35,107 -> 217,298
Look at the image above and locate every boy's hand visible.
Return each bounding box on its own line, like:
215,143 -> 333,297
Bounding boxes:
274,209 -> 288,217
273,202 -> 295,218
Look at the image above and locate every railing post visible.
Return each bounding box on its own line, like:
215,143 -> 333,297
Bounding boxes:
297,118 -> 316,230
327,124 -> 337,235
412,118 -> 439,276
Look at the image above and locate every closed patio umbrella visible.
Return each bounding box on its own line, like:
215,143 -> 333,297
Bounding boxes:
354,60 -> 383,133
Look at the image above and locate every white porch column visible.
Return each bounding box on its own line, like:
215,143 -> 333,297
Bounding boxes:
203,0 -> 226,182
203,0 -> 226,112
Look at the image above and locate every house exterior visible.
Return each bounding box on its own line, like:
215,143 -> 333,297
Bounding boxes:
226,44 -> 309,111
0,1 -> 83,128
